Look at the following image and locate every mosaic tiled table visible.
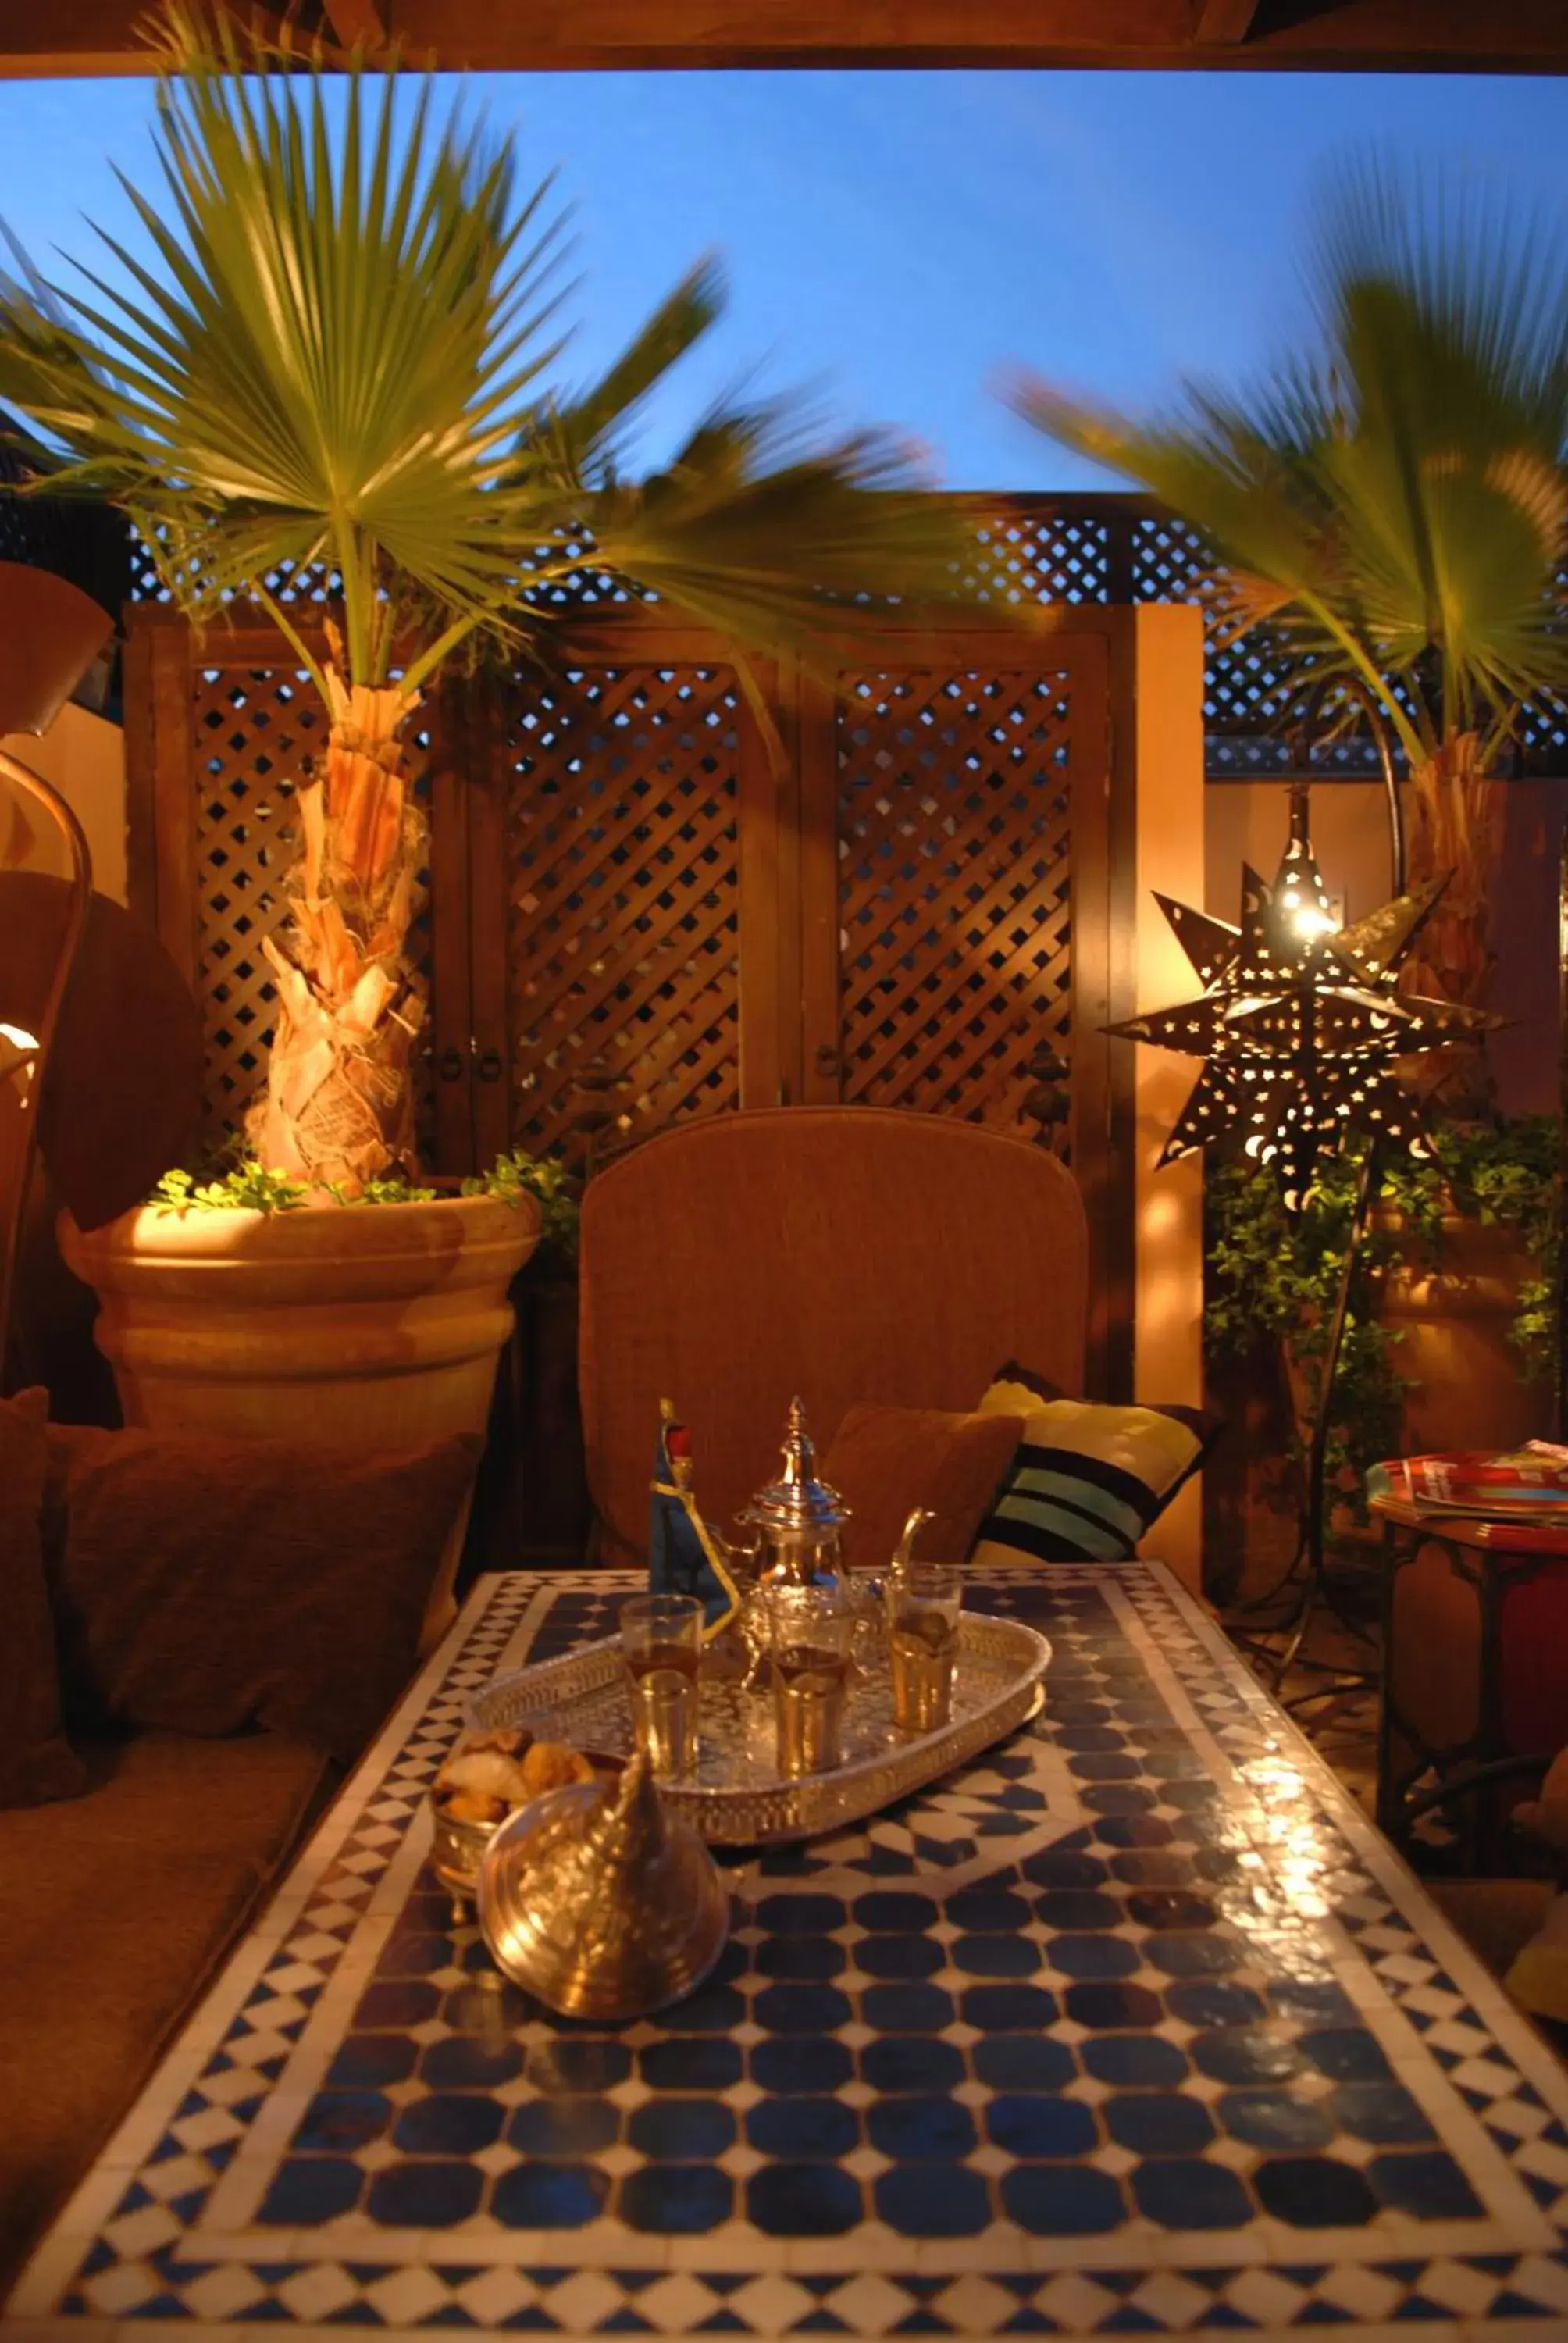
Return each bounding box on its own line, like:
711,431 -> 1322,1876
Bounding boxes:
10,1562 -> 1568,2342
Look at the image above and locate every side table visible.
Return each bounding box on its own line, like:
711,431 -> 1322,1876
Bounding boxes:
1370,1491 -> 1568,1869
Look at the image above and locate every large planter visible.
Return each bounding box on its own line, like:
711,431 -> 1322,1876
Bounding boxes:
1374,1209 -> 1549,1457
60,1192 -> 541,1644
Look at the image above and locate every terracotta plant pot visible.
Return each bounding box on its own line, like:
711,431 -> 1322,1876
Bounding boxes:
1374,1207 -> 1549,1458
59,1192 -> 541,1644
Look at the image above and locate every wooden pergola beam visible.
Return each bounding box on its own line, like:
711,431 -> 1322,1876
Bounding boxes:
320,0 -> 387,47
4,0 -> 1566,75
1192,0 -> 1261,45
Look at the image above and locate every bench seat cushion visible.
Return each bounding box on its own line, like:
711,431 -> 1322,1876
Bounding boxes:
0,1728 -> 329,2288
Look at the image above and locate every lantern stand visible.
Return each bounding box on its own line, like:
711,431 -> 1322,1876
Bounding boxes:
1106,672 -> 1495,1700
1240,680 -> 1408,1697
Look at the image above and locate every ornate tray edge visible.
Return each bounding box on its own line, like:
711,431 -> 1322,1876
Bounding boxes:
469,1612 -> 1051,1845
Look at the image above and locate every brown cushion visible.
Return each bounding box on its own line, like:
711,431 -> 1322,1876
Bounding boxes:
0,1728 -> 328,2290
0,1389 -> 85,1810
823,1401 -> 1025,1571
41,1422 -> 479,1763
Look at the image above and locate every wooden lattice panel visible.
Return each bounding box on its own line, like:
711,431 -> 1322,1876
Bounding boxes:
133,515 -> 1568,780
964,508 -> 1112,608
835,668 -> 1079,1145
505,665 -> 743,1158
192,665 -> 432,1150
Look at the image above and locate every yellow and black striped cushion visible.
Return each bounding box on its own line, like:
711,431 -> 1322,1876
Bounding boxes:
970,1364 -> 1217,1564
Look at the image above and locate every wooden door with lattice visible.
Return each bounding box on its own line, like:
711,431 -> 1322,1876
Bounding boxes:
127,606 -> 1122,1378
466,629 -> 786,1174
794,632 -> 1111,1164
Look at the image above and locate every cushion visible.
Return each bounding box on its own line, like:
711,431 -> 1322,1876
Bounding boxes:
0,1389 -> 86,1810
0,1728 -> 328,2289
824,1402 -> 1025,1571
41,1422 -> 479,1763
971,1362 -> 1218,1564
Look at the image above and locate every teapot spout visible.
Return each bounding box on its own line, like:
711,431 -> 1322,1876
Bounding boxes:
893,1507 -> 935,1573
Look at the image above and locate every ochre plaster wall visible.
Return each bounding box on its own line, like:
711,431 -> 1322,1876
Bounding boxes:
1130,604 -> 1207,1593
1,703 -> 128,905
1205,779 -> 1566,1116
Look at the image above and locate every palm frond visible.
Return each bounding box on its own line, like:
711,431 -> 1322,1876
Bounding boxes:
1009,152 -> 1568,769
580,401 -> 973,665
0,3 -> 576,679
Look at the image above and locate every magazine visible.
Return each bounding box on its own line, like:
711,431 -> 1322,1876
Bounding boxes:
1369,1443 -> 1568,1523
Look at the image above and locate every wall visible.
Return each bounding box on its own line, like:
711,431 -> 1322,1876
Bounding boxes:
0,702 -> 127,904
1128,604 -> 1208,1592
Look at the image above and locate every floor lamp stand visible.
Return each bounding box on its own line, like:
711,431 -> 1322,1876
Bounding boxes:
1230,686 -> 1406,1700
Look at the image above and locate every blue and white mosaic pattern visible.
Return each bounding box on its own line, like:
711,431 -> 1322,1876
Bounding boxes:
8,1564 -> 1568,2341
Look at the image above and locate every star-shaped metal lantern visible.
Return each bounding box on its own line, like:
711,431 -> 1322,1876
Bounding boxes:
1109,789 -> 1499,1212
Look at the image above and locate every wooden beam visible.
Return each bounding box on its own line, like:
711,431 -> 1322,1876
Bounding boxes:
3,0 -> 1566,74
1192,0 -> 1260,44
319,0 -> 387,48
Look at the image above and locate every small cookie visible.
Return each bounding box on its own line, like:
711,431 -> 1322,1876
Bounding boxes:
463,1727 -> 533,1760
437,1749 -> 533,1805
440,1790 -> 508,1827
520,1740 -> 596,1796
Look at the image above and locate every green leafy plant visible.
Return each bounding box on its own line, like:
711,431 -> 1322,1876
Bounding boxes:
153,1159 -> 440,1211
1206,1118 -> 1559,1522
462,1149 -> 579,1261
153,1161 -> 309,1214
1,3 -> 978,1197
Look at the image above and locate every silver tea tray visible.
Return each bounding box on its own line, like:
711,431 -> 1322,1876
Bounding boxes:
469,1611 -> 1051,1845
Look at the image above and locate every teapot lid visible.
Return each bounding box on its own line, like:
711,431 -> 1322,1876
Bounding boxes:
747,1397 -> 850,1535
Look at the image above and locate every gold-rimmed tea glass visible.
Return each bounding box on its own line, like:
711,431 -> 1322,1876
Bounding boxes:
889,1562 -> 964,1732
620,1592 -> 703,1778
765,1579 -> 854,1778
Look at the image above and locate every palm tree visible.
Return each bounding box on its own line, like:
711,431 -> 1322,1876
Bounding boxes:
0,8 -> 972,1192
1010,160 -> 1568,1067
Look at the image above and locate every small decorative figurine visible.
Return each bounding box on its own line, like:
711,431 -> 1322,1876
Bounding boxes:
648,1400 -> 741,1636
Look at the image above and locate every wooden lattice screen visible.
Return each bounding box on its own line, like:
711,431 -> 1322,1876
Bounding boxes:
125,603 -> 1135,1383
123,496 -> 1568,780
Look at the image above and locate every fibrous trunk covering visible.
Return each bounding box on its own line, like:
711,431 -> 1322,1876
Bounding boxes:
249,669 -> 426,1193
1402,733 -> 1502,1114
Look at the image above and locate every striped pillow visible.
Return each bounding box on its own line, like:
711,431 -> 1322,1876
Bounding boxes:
971,1365 -> 1217,1564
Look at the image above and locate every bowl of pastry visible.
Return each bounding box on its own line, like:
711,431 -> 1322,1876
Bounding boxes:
429,1728 -> 621,1909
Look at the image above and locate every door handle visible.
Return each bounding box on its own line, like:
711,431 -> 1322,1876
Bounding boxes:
476,1049 -> 504,1084
437,1047 -> 465,1084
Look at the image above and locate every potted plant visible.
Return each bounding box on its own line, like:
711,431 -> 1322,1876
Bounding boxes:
1011,159 -> 1568,1046
0,9 -> 974,1581
1011,159 -> 1568,1460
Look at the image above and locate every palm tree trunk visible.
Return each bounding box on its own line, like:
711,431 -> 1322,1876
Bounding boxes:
248,670 -> 427,1193
1400,730 -> 1502,1114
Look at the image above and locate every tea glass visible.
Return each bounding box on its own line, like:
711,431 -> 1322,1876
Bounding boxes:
766,1580 -> 855,1778
620,1592 -> 703,1778
888,1563 -> 964,1732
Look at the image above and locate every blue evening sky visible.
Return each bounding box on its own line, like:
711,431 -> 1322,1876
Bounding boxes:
2,68 -> 1566,489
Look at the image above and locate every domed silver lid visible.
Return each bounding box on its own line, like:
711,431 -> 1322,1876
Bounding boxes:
477,1752 -> 729,2021
746,1396 -> 850,1536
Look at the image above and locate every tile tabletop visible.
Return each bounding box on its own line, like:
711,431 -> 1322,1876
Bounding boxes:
9,1563 -> 1568,2341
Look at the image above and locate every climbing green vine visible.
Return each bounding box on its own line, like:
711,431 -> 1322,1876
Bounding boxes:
1205,1116 -> 1559,1517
